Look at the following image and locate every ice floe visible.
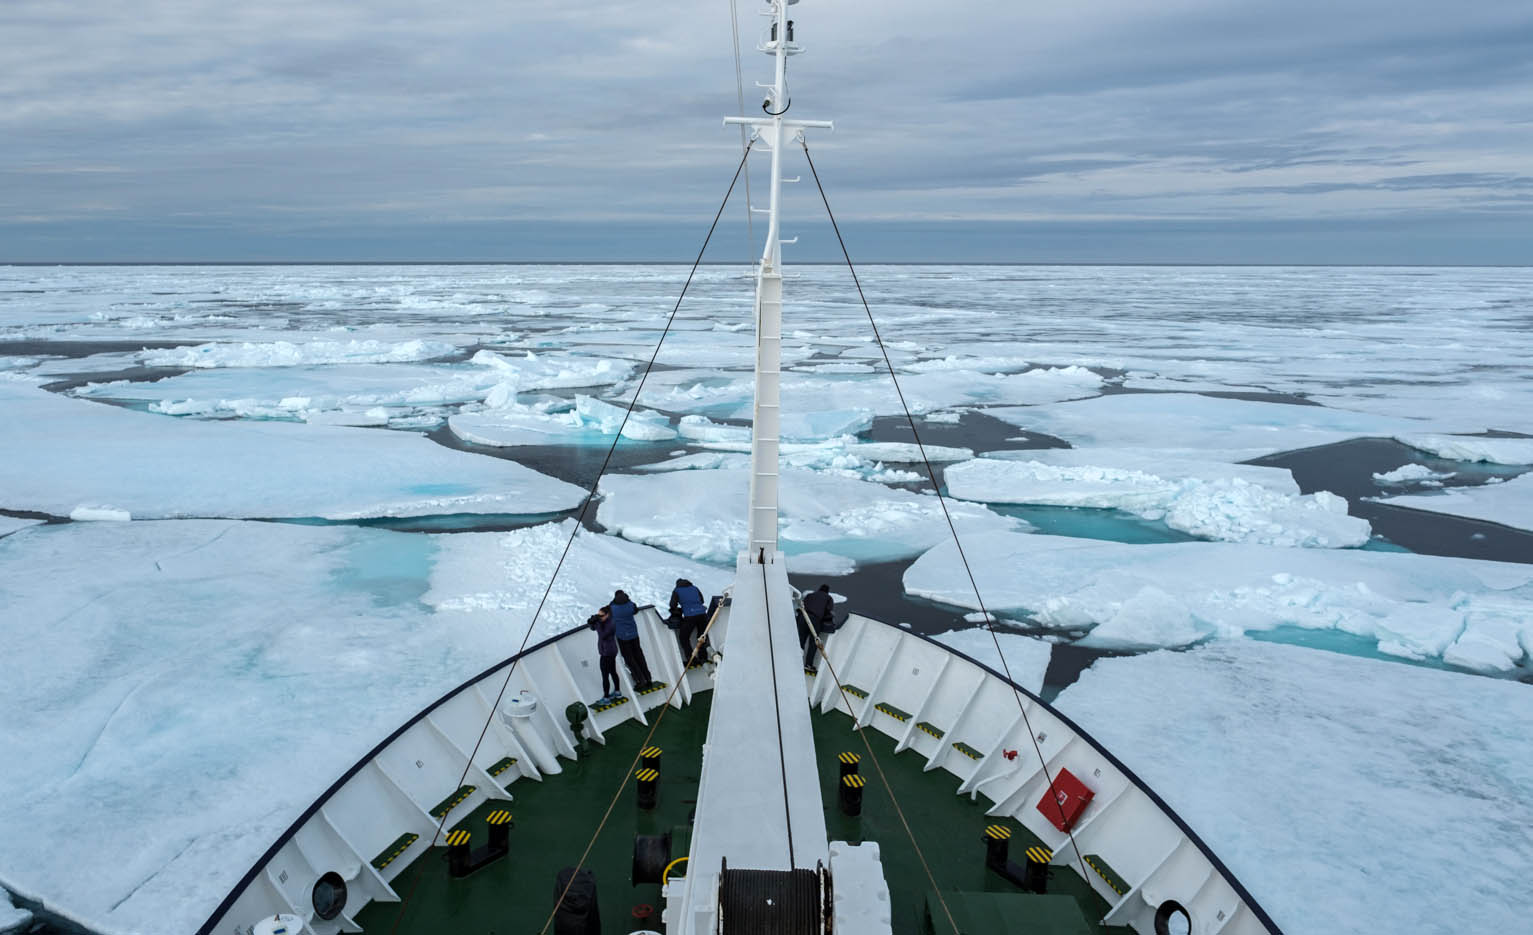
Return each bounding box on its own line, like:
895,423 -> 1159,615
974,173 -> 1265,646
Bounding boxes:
448,392 -> 677,446
1372,463 -> 1454,485
905,530 -> 1533,669
0,519 -> 727,933
947,456 -> 1369,547
1396,433 -> 1533,465
597,467 -> 1020,565
0,382 -> 584,519
139,338 -> 456,368
929,626 -> 1051,693
993,393 -> 1441,459
1378,473 -> 1533,535
1054,640 -> 1533,935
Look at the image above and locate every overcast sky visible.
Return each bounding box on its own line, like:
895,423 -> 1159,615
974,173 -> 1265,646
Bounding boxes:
3,0 -> 1531,263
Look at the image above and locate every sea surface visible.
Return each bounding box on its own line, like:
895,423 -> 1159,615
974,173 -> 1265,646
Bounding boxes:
1,264 -> 1531,932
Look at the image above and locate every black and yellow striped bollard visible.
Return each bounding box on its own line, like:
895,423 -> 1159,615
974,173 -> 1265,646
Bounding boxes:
487,808 -> 513,853
640,746 -> 662,772
636,767 -> 660,810
447,828 -> 471,877
983,823 -> 1011,871
837,751 -> 860,781
839,773 -> 866,816
1023,845 -> 1053,893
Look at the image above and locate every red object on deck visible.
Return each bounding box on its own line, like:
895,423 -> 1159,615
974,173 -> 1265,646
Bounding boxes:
1036,768 -> 1094,832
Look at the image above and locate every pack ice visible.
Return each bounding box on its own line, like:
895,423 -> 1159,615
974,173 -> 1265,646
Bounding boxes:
0,518 -> 726,933
0,382 -> 584,519
1055,640 -> 1533,935
993,393 -> 1444,459
597,466 -> 1019,565
946,454 -> 1370,547
1377,472 -> 1533,535
905,530 -> 1533,671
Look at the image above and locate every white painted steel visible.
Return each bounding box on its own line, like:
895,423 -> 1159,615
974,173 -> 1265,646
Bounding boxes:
829,840 -> 894,934
214,610 -> 1276,935
671,551 -> 829,935
741,0 -> 830,558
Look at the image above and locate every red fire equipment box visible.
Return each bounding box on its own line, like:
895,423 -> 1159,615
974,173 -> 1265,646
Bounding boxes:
1036,768 -> 1094,832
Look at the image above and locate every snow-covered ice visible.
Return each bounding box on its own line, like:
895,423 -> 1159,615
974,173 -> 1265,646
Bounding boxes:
929,627 -> 1051,692
0,518 -> 727,933
448,392 -> 677,446
1372,463 -> 1454,485
1396,433 -> 1533,465
1054,640 -> 1533,935
905,530 -> 1533,669
425,519 -> 732,630
0,382 -> 585,519
1378,472 -> 1533,534
946,456 -> 1369,547
139,338 -> 456,368
0,888 -> 30,934
597,467 -> 1020,565
993,393 -> 1441,459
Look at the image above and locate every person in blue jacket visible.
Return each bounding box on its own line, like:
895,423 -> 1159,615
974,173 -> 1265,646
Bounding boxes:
669,578 -> 709,661
587,605 -> 620,704
608,590 -> 653,690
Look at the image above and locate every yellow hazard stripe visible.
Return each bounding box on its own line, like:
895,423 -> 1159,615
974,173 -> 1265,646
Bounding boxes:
641,746 -> 662,757
984,824 -> 1011,839
636,768 -> 659,781
446,829 -> 470,846
1026,846 -> 1053,863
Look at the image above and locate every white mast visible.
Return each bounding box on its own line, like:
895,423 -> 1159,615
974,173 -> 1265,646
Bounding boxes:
669,6 -> 834,933
726,0 -> 831,562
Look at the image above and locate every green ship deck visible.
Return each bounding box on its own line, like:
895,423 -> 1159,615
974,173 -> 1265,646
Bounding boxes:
357,694 -> 1129,934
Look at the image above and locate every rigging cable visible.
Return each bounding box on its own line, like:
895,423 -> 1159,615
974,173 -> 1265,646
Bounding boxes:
387,140 -> 754,935
728,0 -> 756,259
799,138 -> 1093,885
803,616 -> 959,935
537,600 -> 729,935
760,559 -> 797,867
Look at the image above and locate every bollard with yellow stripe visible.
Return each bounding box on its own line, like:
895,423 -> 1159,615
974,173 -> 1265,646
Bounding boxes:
487,808 -> 513,852
447,828 -> 472,877
839,772 -> 866,816
640,746 -> 662,771
636,767 -> 659,810
837,751 -> 861,781
983,823 -> 1013,873
1024,845 -> 1053,893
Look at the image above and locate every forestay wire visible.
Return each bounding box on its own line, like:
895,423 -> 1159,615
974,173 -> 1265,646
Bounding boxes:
799,139 -> 1093,882
385,142 -> 754,934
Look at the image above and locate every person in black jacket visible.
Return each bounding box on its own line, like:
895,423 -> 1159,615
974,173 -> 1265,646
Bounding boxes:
798,583 -> 836,671
587,605 -> 620,704
669,578 -> 709,661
